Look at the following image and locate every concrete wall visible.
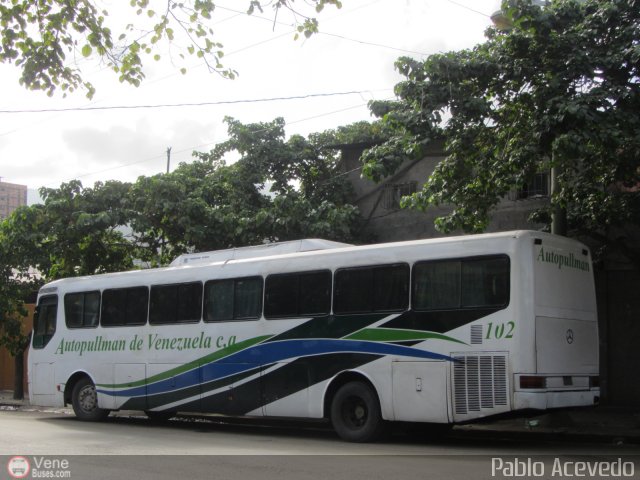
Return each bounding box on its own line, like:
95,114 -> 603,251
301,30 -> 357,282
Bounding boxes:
346,146 -> 547,241
597,269 -> 640,407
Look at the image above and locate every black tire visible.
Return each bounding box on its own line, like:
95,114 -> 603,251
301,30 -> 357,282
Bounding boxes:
145,410 -> 176,422
71,377 -> 110,421
330,381 -> 384,442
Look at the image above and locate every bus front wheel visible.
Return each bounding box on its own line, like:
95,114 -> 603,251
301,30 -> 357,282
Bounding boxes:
330,381 -> 384,442
71,377 -> 110,421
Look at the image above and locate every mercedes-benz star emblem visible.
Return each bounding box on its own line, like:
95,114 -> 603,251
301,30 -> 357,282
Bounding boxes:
566,329 -> 574,344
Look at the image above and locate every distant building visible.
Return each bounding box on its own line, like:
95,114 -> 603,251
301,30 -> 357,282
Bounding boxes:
0,180 -> 28,220
339,140 -> 547,242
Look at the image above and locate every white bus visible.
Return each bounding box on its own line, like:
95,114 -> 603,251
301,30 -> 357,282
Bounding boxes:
28,231 -> 600,442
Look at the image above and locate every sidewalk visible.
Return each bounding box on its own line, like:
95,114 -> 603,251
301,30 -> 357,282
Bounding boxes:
453,407 -> 640,444
2,390 -> 639,444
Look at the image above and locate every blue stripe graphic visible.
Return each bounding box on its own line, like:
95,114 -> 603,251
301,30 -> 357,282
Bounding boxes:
97,339 -> 455,398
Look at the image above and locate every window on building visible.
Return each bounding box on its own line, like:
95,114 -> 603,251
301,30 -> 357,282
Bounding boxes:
413,256 -> 509,311
101,287 -> 149,326
65,291 -> 100,328
265,270 -> 331,319
149,282 -> 203,325
334,264 -> 409,314
383,182 -> 417,210
517,172 -> 549,199
204,276 -> 263,322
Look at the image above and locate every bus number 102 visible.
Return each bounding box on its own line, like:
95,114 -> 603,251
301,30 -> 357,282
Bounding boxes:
486,321 -> 515,340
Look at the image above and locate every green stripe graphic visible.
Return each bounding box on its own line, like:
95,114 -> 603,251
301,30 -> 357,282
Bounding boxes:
344,328 -> 467,345
97,335 -> 272,389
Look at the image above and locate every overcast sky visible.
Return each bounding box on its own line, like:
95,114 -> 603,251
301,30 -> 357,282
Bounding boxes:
0,0 -> 500,200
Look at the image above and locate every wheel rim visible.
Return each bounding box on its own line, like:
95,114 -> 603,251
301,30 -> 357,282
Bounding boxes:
78,384 -> 98,413
340,395 -> 368,429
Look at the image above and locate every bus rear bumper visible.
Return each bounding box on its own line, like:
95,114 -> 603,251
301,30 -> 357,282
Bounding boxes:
514,390 -> 600,411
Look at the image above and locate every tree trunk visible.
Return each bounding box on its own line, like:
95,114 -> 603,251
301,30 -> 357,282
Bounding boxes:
13,350 -> 24,400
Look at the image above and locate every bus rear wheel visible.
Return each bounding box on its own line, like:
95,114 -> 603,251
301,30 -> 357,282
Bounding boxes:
71,377 -> 110,421
330,381 -> 384,442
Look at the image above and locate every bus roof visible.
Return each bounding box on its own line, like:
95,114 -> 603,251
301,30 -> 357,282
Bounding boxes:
169,238 -> 352,267
37,230 -> 580,294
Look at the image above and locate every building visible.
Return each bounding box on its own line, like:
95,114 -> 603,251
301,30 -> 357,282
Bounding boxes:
341,140 -> 548,242
340,142 -> 640,408
0,180 -> 28,220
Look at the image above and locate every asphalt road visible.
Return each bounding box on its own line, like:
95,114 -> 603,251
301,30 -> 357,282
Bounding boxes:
1,409 -> 638,480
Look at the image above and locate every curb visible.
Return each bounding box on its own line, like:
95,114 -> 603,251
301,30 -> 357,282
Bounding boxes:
451,425 -> 640,445
2,401 -> 639,445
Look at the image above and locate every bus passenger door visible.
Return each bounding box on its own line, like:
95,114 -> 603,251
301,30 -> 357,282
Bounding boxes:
392,360 -> 449,423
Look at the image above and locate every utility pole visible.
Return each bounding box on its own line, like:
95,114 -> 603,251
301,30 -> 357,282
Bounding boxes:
166,147 -> 172,174
550,163 -> 567,236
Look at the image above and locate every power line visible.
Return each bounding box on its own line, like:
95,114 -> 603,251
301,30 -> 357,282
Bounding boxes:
48,97 -> 387,186
445,0 -> 492,19
215,4 -> 432,58
0,91 -> 372,114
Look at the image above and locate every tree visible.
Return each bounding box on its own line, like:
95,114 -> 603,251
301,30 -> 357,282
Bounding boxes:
0,211 -> 42,400
361,0 -> 640,267
129,117 -> 367,265
33,180 -> 139,279
0,117 -> 376,397
0,0 -> 341,98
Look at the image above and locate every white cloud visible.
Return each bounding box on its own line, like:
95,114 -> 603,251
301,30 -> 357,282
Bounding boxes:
0,0 -> 498,190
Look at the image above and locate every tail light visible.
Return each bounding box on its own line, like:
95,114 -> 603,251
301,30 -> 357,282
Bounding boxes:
520,375 -> 546,389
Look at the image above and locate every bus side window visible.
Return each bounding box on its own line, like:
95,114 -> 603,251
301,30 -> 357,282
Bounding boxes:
334,264 -> 409,314
204,276 -> 263,322
412,255 -> 510,311
461,257 -> 510,308
101,287 -> 149,327
65,291 -> 100,328
265,270 -> 331,319
33,295 -> 58,349
150,282 -> 203,325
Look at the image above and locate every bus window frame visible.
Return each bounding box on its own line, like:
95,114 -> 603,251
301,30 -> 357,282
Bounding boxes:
264,269 -> 332,320
32,294 -> 58,349
64,290 -> 101,329
333,262 -> 410,315
411,254 -> 511,312
203,276 -> 264,323
100,286 -> 149,328
149,281 -> 203,326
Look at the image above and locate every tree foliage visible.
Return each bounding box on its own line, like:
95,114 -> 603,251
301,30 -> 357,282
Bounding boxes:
0,0 -> 341,98
0,117 -> 378,370
1,117 -> 371,275
362,0 -> 640,265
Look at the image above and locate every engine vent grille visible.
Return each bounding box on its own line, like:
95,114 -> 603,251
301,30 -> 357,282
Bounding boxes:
453,354 -> 508,415
470,325 -> 483,345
